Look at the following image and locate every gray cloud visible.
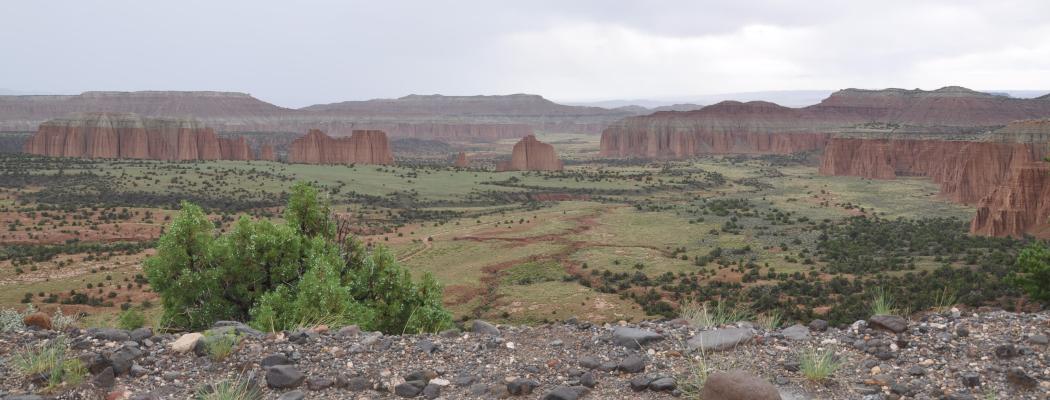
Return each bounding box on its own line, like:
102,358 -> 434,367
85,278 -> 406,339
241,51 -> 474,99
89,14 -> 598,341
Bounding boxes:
2,0 -> 1048,107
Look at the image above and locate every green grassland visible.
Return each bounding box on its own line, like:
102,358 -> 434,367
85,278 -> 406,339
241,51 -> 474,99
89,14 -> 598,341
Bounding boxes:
0,140 -> 998,325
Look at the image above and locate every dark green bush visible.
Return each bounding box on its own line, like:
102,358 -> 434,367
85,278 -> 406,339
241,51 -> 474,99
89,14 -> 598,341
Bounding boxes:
1011,242 -> 1050,303
146,182 -> 452,333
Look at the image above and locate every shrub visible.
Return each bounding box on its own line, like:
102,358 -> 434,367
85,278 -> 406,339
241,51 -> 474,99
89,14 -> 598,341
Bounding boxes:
117,309 -> 145,330
1010,242 -> 1050,303
51,308 -> 80,331
146,182 -> 453,334
1,305 -> 29,332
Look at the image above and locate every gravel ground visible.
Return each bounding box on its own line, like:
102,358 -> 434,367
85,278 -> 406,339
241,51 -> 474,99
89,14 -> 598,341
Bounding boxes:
2,309 -> 1049,399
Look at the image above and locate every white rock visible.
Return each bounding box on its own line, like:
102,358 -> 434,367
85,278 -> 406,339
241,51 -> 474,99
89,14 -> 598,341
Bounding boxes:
506,342 -> 516,349
171,333 -> 203,353
430,378 -> 450,386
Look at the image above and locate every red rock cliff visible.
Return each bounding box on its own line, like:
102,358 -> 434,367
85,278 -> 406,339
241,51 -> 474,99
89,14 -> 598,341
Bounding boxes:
454,152 -> 469,167
22,112 -> 254,161
287,129 -> 393,165
258,144 -> 277,161
971,162 -> 1050,237
600,101 -> 832,158
496,135 -> 563,171
819,138 -> 1045,204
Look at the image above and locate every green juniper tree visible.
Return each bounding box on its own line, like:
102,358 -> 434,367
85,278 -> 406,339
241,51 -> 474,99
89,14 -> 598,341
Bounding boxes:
146,182 -> 452,333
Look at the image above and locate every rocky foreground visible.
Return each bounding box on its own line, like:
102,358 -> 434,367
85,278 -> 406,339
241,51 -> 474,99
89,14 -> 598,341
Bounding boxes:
2,310 -> 1049,400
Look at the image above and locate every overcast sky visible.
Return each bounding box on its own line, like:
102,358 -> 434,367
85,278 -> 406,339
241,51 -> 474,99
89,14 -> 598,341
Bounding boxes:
2,0 -> 1049,107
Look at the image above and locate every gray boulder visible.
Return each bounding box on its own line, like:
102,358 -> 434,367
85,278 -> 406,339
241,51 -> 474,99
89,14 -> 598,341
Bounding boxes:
687,328 -> 753,352
781,324 -> 809,340
472,320 -> 501,336
612,327 -> 664,349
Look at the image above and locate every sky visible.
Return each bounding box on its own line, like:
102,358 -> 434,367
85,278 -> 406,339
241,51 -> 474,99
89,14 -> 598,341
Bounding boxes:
2,0 -> 1049,108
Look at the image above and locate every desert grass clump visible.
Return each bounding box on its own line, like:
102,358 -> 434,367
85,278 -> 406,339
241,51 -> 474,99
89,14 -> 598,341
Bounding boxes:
932,287 -> 958,313
869,287 -> 897,316
757,309 -> 783,330
195,375 -> 262,400
681,301 -> 753,329
205,332 -> 241,362
799,348 -> 841,382
677,351 -> 715,399
12,336 -> 87,391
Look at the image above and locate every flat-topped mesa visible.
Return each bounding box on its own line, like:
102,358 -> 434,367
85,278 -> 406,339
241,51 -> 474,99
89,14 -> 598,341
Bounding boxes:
454,151 -> 469,167
287,129 -> 394,165
22,112 -> 254,161
601,86 -> 1050,159
600,101 -> 832,158
497,135 -> 563,171
971,162 -> 1050,238
993,119 -> 1050,143
814,86 -> 1050,126
258,144 -> 277,161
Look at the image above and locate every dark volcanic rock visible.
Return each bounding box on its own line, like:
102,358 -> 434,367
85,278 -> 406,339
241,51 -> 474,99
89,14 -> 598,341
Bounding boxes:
868,315 -> 908,333
266,365 -> 305,389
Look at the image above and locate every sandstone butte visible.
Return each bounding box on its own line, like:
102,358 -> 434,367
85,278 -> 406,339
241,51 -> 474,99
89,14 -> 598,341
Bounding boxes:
496,135 -> 564,171
22,112 -> 256,161
287,129 -> 394,165
258,144 -> 277,161
454,151 -> 469,168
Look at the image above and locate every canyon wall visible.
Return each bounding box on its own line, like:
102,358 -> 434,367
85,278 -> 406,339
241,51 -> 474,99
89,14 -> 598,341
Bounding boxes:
22,112 -> 255,161
258,144 -> 277,161
287,129 -> 393,165
971,162 -> 1050,237
496,135 -> 563,171
600,101 -> 834,158
819,138 -> 1045,204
